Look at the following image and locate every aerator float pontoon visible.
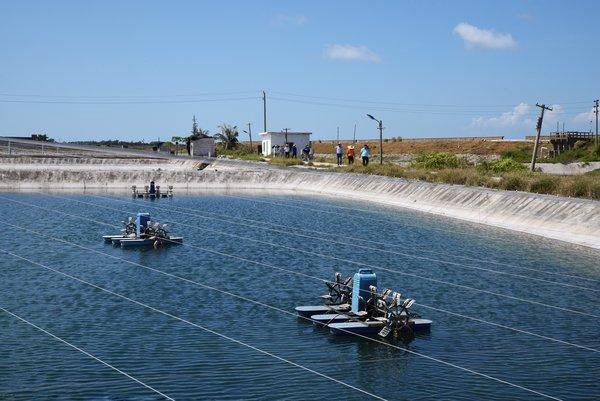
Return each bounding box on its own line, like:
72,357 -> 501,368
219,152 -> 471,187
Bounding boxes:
132,181 -> 173,199
103,212 -> 183,249
295,269 -> 431,343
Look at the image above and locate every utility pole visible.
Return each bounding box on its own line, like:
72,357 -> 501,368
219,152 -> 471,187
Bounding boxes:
353,124 -> 357,143
378,120 -> 384,165
562,122 -> 565,133
337,126 -> 339,142
594,99 -> 599,148
282,128 -> 290,145
247,122 -> 253,153
530,103 -> 552,171
262,91 -> 267,133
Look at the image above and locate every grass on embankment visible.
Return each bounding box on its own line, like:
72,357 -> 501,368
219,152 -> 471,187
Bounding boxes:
218,145 -> 600,200
334,152 -> 600,200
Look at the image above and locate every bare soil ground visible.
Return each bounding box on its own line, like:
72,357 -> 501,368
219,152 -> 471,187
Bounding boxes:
311,139 -> 532,155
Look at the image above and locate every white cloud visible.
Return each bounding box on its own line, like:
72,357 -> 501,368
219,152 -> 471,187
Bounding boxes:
453,22 -> 517,49
573,108 -> 596,125
542,104 -> 564,125
471,103 -> 532,128
323,44 -> 381,63
272,13 -> 308,27
471,103 -> 564,131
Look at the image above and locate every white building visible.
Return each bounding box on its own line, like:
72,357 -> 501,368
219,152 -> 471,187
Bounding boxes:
190,137 -> 215,157
259,131 -> 311,156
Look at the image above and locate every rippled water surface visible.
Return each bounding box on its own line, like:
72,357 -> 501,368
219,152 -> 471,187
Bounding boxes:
0,191 -> 599,401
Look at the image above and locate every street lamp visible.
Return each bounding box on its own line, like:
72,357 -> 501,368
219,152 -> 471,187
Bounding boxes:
366,114 -> 384,164
243,122 -> 253,153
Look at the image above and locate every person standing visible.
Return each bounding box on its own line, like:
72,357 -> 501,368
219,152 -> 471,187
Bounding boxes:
302,144 -> 310,161
347,145 -> 355,164
361,144 -> 370,166
292,144 -> 298,158
284,144 -> 290,158
335,143 -> 343,166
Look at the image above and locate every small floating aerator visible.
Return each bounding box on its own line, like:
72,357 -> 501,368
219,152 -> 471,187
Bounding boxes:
132,181 -> 173,199
295,269 -> 431,343
102,212 -> 183,249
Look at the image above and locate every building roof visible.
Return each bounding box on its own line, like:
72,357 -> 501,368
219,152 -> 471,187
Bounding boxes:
259,131 -> 311,136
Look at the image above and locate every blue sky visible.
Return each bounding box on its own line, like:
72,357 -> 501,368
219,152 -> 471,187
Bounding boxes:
0,0 -> 598,142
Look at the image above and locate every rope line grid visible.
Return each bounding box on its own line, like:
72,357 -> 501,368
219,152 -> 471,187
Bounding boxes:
218,192 -> 600,273
31,193 -> 598,293
0,250 -> 387,401
0,306 -> 175,400
32,194 -> 600,317
2,196 -> 599,352
90,192 -> 600,285
222,192 -> 599,272
0,248 -> 565,401
218,193 -> 534,245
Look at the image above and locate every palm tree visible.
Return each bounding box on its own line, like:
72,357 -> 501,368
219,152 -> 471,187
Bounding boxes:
171,136 -> 184,155
213,124 -> 239,150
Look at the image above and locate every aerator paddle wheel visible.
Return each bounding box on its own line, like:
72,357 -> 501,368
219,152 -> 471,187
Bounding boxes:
323,272 -> 353,305
121,217 -> 136,236
378,293 -> 417,343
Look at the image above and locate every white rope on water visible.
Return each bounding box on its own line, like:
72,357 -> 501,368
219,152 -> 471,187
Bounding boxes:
223,192 -> 600,275
90,193 -> 600,284
0,250 -> 387,401
3,195 -> 600,350
23,194 -> 599,318
219,193 -> 550,246
122,203 -> 600,292
0,249 -> 565,401
58,194 -> 598,293
0,306 -> 174,400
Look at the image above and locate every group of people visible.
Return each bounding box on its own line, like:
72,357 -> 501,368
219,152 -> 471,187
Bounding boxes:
271,143 -> 314,161
271,144 -> 298,158
335,143 -> 371,166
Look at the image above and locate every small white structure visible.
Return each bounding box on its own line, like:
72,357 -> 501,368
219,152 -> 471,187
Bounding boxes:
190,137 -> 215,157
259,131 -> 311,156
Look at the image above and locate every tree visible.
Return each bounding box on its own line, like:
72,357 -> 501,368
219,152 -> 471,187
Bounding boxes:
191,115 -> 199,136
185,115 -> 210,155
171,136 -> 184,155
213,124 -> 239,150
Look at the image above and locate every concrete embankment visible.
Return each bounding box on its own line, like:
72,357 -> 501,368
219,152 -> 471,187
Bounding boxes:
1,156 -> 599,249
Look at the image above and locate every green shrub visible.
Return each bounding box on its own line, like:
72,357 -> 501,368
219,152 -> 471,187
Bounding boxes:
438,169 -> 469,185
588,180 -> 600,199
560,176 -> 589,197
529,176 -> 559,194
479,158 -> 527,173
412,152 -> 466,169
550,144 -> 600,164
501,146 -> 531,163
500,174 -> 529,191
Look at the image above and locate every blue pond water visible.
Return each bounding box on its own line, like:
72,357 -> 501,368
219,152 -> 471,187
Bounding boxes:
0,191 -> 599,401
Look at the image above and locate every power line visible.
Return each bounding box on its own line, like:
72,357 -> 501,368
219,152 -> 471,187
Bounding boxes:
0,91 -> 257,99
270,91 -> 592,108
0,306 -> 174,400
0,97 -> 260,105
269,96 -> 541,116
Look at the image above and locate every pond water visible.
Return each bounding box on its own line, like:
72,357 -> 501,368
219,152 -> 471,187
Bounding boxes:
0,191 -> 599,401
